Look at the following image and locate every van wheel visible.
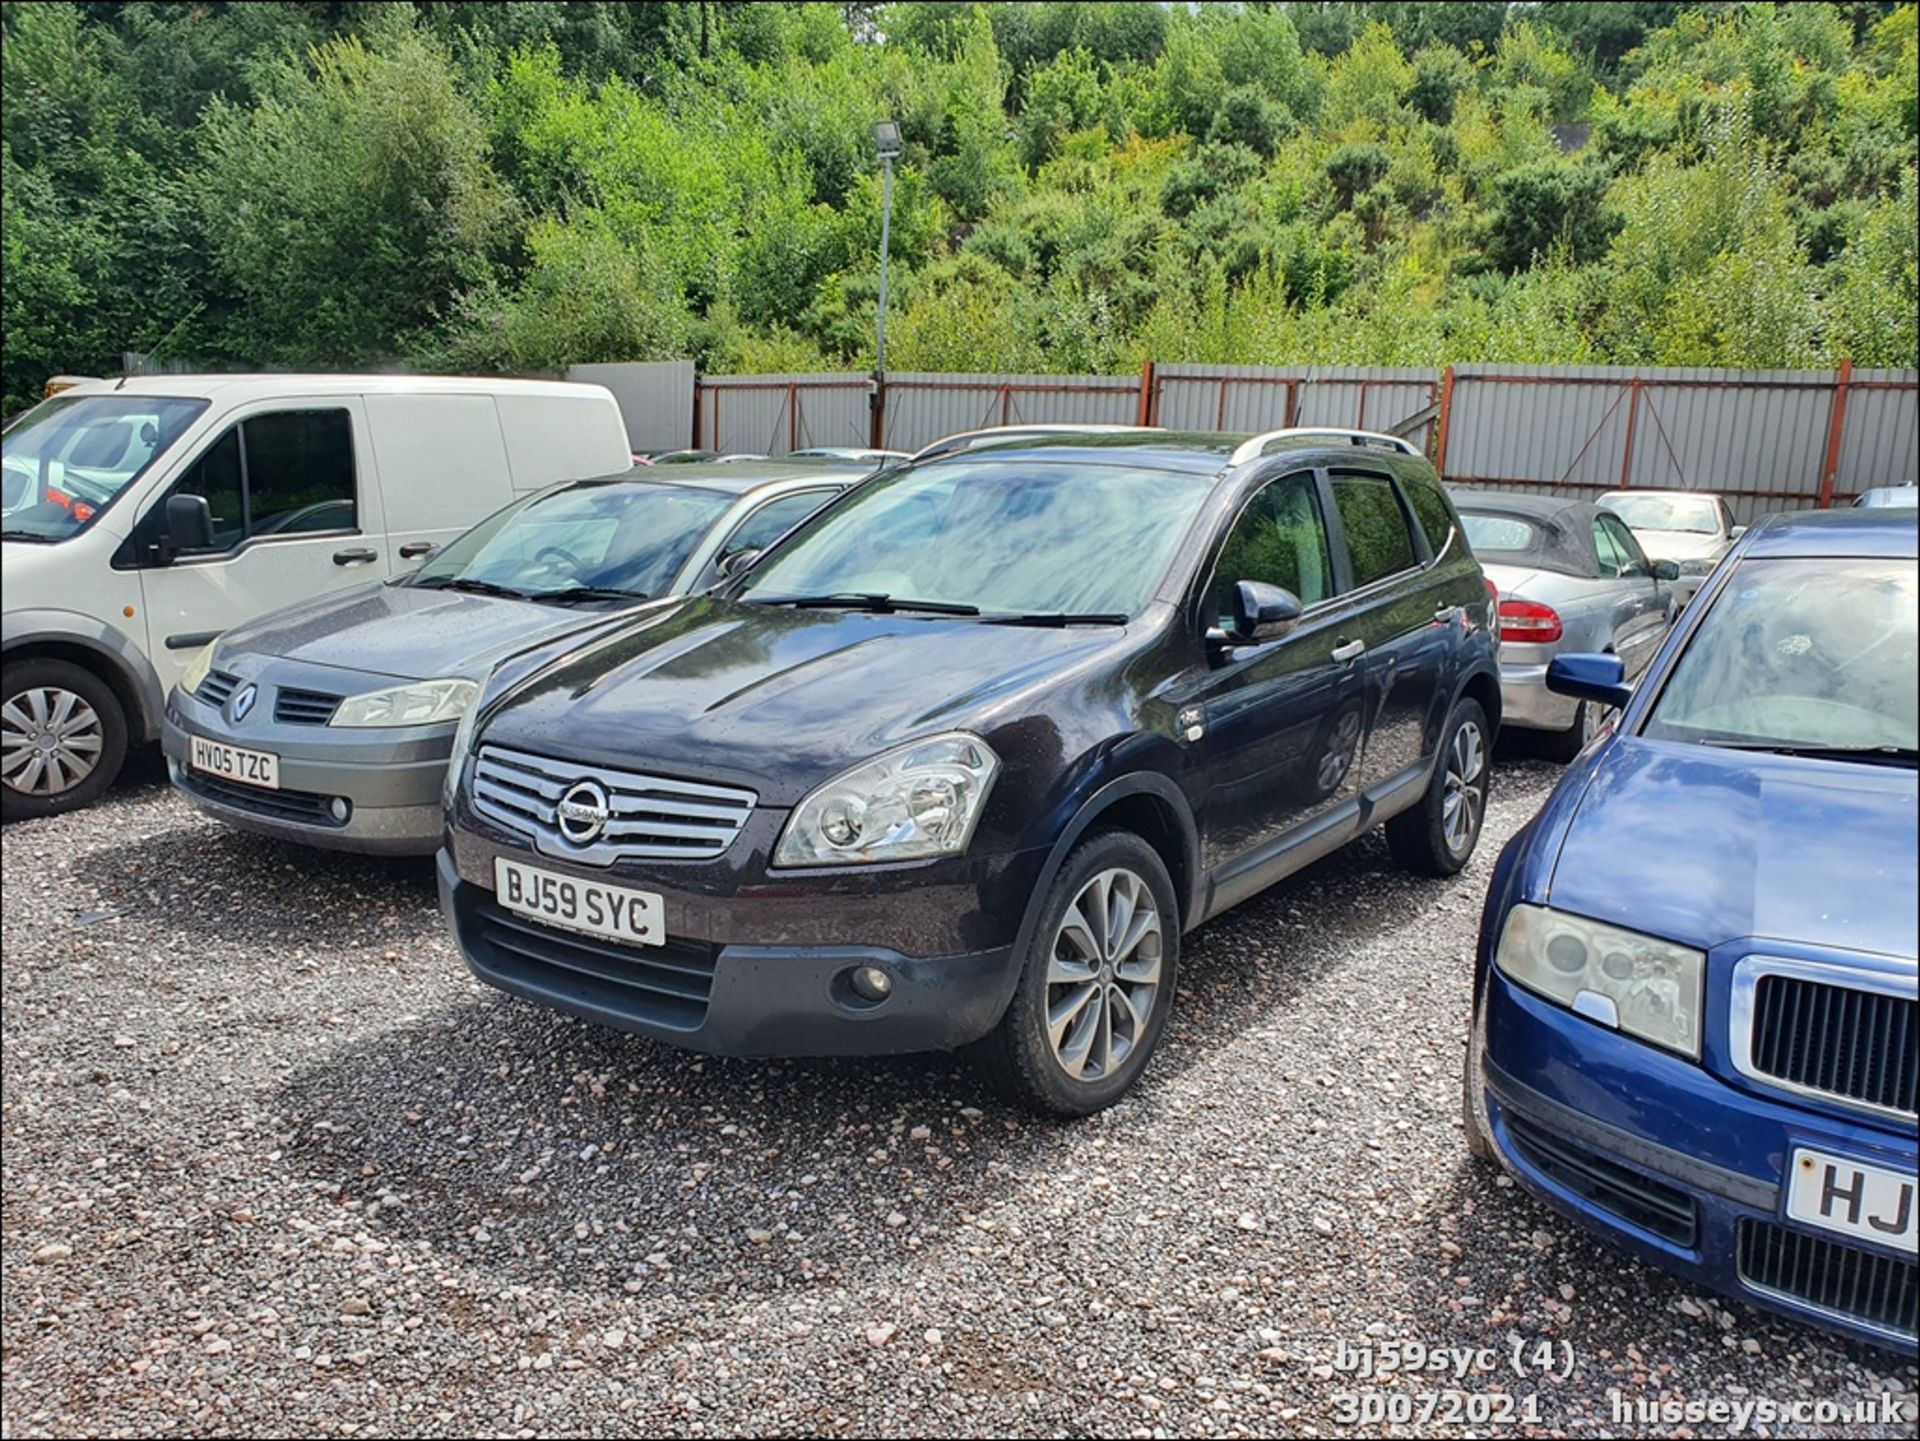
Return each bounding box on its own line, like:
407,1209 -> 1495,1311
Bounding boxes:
1,659 -> 128,821
1385,697 -> 1489,876
972,829 -> 1180,1117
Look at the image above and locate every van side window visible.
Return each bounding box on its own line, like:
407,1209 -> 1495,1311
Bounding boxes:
169,409 -> 355,555
1204,470 -> 1333,627
1330,471 -> 1417,588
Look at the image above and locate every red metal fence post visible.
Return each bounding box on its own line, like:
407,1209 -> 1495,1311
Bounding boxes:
1617,378 -> 1642,490
1433,366 -> 1455,473
1817,358 -> 1854,508
691,381 -> 704,450
1136,361 -> 1156,427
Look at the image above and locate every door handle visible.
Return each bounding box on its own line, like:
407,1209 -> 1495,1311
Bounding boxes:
1433,604 -> 1457,623
397,541 -> 435,560
333,547 -> 378,566
1331,639 -> 1366,664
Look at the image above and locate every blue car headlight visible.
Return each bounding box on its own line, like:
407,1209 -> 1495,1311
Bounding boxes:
1495,904 -> 1704,1057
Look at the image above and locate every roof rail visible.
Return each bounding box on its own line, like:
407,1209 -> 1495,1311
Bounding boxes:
1227,427 -> 1421,466
911,423 -> 1163,463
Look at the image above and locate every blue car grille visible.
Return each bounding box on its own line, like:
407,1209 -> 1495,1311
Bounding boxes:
1751,976 -> 1917,1118
1505,1114 -> 1697,1247
1738,1220 -> 1916,1342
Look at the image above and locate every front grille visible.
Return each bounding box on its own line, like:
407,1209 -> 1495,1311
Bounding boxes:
274,686 -> 341,725
1738,1219 -> 1916,1341
182,769 -> 343,828
196,670 -> 240,708
1750,974 -> 1917,1117
1506,1114 -> 1698,1246
471,744 -> 757,862
468,896 -> 716,1031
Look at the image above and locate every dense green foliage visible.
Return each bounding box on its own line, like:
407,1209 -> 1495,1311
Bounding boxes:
3,1 -> 1914,415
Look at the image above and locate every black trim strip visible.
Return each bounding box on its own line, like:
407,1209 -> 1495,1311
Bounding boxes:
1484,1055 -> 1780,1211
165,630 -> 222,650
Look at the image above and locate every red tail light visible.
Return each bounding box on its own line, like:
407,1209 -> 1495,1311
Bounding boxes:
1483,576 -> 1498,610
1497,598 -> 1563,643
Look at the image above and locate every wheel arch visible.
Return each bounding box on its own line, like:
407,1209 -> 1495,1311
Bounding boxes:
2,613 -> 161,741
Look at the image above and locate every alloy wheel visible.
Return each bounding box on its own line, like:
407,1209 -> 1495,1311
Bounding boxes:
1,687 -> 105,797
1440,718 -> 1486,856
1045,867 -> 1164,1083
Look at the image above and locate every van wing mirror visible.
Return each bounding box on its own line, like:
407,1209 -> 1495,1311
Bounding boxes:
162,493 -> 214,556
1230,580 -> 1303,643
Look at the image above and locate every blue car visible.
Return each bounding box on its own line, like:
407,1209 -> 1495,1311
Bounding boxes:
1466,507 -> 1917,1353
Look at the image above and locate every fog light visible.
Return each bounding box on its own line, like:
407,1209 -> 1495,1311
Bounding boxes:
850,965 -> 893,1002
329,797 -> 351,823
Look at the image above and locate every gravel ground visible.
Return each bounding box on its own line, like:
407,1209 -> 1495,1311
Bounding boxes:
3,749 -> 1914,1438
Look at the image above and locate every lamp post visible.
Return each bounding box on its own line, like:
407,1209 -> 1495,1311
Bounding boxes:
870,119 -> 902,445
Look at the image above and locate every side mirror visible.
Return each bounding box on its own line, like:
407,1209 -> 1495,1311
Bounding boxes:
1230,580 -> 1303,643
1546,653 -> 1634,710
1650,559 -> 1681,582
1729,525 -> 1747,540
163,492 -> 214,556
717,547 -> 762,580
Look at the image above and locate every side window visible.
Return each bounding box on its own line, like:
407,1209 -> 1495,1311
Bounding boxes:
243,410 -> 355,537
1330,471 -> 1418,588
172,427 -> 245,553
1602,514 -> 1648,575
1204,470 -> 1333,627
1402,473 -> 1457,556
1593,518 -> 1627,577
168,409 -> 355,554
722,489 -> 834,561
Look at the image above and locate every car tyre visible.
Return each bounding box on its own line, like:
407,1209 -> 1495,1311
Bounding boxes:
1,658 -> 129,822
1539,700 -> 1595,763
1385,697 -> 1490,877
972,829 -> 1180,1117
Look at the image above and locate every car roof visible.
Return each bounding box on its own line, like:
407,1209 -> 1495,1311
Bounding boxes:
1450,489 -> 1605,526
1747,507 -> 1918,559
916,427 -> 1432,478
56,373 -> 613,403
584,460 -> 870,495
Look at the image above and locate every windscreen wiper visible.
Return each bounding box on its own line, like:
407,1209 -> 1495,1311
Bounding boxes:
533,586 -> 650,606
1,529 -> 51,543
754,592 -> 980,616
981,611 -> 1129,627
413,576 -> 531,600
1703,739 -> 1918,767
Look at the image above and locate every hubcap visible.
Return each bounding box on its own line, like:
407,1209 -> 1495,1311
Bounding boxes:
1440,719 -> 1487,856
1046,867 -> 1163,1083
1,687 -> 104,797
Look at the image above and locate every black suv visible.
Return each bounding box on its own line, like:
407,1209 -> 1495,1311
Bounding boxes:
440,428 -> 1500,1113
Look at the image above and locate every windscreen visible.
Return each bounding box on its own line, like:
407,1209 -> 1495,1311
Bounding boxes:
2,394 -> 208,541
1645,556 -> 1918,753
739,459 -> 1215,618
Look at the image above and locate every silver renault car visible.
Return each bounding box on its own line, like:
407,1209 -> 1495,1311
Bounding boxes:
162,461 -> 862,853
1453,491 -> 1680,760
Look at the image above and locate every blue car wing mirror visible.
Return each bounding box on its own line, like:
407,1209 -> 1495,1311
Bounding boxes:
1546,653 -> 1635,710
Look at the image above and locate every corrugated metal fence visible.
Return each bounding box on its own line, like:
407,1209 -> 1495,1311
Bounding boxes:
604,360 -> 1917,516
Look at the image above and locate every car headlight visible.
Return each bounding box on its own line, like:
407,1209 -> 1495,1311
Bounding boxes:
329,678 -> 477,729
1678,556 -> 1718,576
179,641 -> 218,697
774,732 -> 1000,867
1495,904 -> 1703,1057
443,695 -> 482,806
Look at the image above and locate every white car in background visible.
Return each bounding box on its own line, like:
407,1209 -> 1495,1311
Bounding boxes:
1596,489 -> 1742,605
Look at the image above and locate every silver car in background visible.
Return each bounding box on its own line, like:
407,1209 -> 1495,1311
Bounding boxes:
161,461 -> 863,854
1596,488 -> 1742,605
1854,484 -> 1918,508
1454,491 -> 1679,761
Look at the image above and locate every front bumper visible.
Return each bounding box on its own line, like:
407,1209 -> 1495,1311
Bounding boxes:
163,688 -> 452,856
1495,660 -> 1581,733
440,851 -> 1020,1055
1479,971 -> 1917,1353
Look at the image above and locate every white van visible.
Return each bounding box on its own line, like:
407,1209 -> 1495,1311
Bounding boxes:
1,374 -> 632,819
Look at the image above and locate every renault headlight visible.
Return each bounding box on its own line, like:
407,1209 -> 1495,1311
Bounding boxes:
1495,904 -> 1703,1057
180,640 -> 219,697
774,732 -> 999,867
443,695 -> 482,806
330,678 -> 477,729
